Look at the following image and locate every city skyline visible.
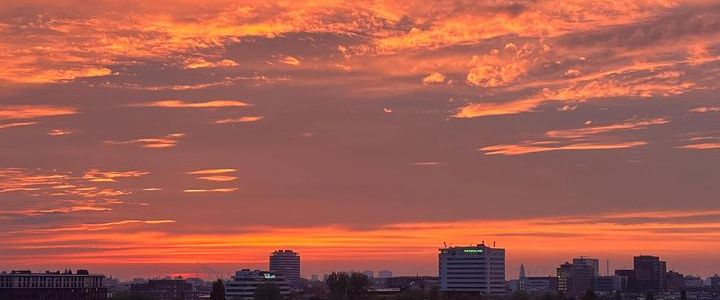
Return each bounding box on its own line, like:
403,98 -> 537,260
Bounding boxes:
2,0 -> 720,282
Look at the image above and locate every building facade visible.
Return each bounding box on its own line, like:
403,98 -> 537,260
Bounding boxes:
522,276 -> 559,294
269,250 -> 301,287
557,262 -> 594,297
129,279 -> 199,300
226,270 -> 291,300
0,270 -> 106,300
438,243 -> 505,294
634,255 -> 667,293
573,257 -> 600,277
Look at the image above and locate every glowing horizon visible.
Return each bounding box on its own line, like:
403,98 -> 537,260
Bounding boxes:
1,0 -> 720,280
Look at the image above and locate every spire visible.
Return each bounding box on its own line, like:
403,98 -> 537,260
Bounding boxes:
519,263 -> 526,280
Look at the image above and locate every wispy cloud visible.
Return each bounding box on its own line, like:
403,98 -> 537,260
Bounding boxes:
82,169 -> 149,182
478,118 -> 668,156
104,133 -> 186,149
182,188 -> 238,193
279,56 -> 301,66
422,72 -> 445,85
214,116 -> 263,124
185,169 -> 236,175
0,105 -> 78,120
130,100 -> 248,108
0,121 -> 37,130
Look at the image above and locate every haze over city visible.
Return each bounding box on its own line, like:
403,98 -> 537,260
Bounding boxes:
1,0 -> 720,282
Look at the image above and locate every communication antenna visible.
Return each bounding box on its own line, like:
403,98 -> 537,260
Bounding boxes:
493,241 -> 496,247
443,242 -> 447,248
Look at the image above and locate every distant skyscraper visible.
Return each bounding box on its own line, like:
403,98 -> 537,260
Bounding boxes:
634,255 -> 666,292
378,270 -> 393,279
269,250 -> 300,286
438,242 -> 505,294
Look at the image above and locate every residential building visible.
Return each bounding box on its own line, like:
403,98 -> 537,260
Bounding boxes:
269,250 -> 301,287
225,269 -> 291,300
666,271 -> 685,292
438,243 -> 505,294
129,278 -> 199,300
0,270 -> 106,300
634,255 -> 667,292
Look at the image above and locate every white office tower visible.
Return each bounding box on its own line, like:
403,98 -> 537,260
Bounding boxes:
269,250 -> 300,287
225,270 -> 291,300
439,243 -> 506,294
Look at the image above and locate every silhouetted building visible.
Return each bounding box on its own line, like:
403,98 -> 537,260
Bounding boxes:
523,276 -> 558,294
573,257 -> 600,277
378,270 -> 393,279
0,269 -> 106,300
684,276 -> 704,288
665,271 -> 685,292
615,269 -> 637,292
595,275 -> 625,293
129,278 -> 199,300
711,274 -> 720,288
634,256 -> 666,292
226,269 -> 290,300
557,262 -> 594,297
362,271 -> 375,279
270,250 -> 300,287
439,243 -> 505,294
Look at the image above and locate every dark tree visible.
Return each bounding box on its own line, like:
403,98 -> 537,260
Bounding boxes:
614,290 -> 622,300
581,290 -> 597,300
347,272 -> 371,300
325,272 -> 371,300
680,290 -> 687,300
255,282 -> 284,300
645,292 -> 654,300
210,279 -> 226,300
326,272 -> 351,300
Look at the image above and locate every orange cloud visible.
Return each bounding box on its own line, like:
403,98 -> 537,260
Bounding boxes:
183,58 -> 238,69
478,118 -> 667,155
195,176 -> 238,182
0,105 -> 78,120
422,72 -> 445,85
279,56 -> 301,66
82,169 -> 149,182
182,188 -> 238,193
104,133 -> 186,149
479,141 -> 647,156
185,169 -> 236,175
214,116 -> 263,124
47,129 -> 76,136
689,107 -> 720,113
0,121 -> 38,129
131,100 -> 248,108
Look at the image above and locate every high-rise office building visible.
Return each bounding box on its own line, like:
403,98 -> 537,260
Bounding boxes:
0,270 -> 106,300
270,250 -> 300,286
438,243 -> 505,294
634,255 -> 666,293
557,262 -> 594,297
573,257 -> 600,277
225,270 -> 291,300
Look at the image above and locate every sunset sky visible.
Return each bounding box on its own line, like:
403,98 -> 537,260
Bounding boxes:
1,0 -> 720,280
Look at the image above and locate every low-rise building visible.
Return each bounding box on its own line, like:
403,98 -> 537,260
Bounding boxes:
129,278 -> 199,300
0,269 -> 106,300
225,270 -> 291,300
